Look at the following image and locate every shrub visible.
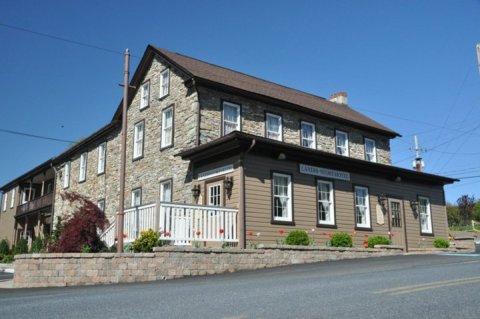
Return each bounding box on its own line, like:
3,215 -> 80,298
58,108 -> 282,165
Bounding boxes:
30,238 -> 44,253
80,245 -> 91,253
1,255 -> 14,263
0,239 -> 10,256
367,236 -> 391,248
13,239 -> 28,255
285,230 -> 310,246
433,238 -> 450,248
132,229 -> 159,252
331,232 -> 353,247
51,192 -> 109,253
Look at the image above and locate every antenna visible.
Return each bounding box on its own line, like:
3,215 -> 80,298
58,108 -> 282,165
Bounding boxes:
410,135 -> 427,172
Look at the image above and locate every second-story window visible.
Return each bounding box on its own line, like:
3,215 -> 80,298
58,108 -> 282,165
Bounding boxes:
133,121 -> 144,160
63,161 -> 71,188
140,81 -> 150,109
97,143 -> 106,175
131,188 -> 142,207
21,188 -> 35,204
266,113 -> 282,141
222,101 -> 240,135
10,189 -> 16,208
2,193 -> 7,211
161,106 -> 173,148
335,130 -> 349,156
301,121 -> 316,149
160,69 -> 170,98
97,199 -> 105,212
79,153 -> 87,182
364,138 -> 376,162
160,180 -> 172,202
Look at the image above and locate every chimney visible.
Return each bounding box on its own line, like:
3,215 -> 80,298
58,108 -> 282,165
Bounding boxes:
328,92 -> 348,105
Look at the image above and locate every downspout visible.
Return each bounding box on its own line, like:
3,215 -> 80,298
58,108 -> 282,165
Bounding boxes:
50,162 -> 58,237
238,139 -> 256,249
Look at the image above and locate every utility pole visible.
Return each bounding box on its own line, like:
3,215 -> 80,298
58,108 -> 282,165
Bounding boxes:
411,135 -> 426,172
117,49 -> 130,253
476,43 -> 480,74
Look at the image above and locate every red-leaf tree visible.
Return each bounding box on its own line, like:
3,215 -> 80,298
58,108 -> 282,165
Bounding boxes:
51,192 -> 109,253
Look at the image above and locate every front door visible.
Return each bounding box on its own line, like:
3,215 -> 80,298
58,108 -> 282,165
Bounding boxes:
389,199 -> 405,248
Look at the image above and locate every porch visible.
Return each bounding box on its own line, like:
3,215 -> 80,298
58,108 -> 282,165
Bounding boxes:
100,202 -> 239,248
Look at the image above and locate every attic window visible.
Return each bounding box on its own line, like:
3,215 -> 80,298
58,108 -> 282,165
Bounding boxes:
159,69 -> 170,98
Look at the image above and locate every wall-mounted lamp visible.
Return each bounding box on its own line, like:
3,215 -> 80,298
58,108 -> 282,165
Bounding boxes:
191,185 -> 201,202
277,152 -> 286,160
224,177 -> 233,198
410,200 -> 419,216
377,194 -> 388,207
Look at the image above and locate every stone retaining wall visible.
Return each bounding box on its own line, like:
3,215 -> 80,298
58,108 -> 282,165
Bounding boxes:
13,245 -> 403,288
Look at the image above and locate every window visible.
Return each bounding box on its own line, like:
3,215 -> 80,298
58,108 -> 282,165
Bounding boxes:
161,106 -> 173,148
391,201 -> 401,227
21,188 -> 36,205
140,81 -> 150,109
97,199 -> 105,212
2,193 -> 7,211
133,121 -> 144,159
222,101 -> 240,135
272,172 -> 292,222
97,143 -> 106,175
336,130 -> 349,156
160,180 -> 172,202
364,138 -> 376,162
63,161 -> 71,189
419,196 -> 433,234
159,69 -> 170,98
131,188 -> 142,207
354,186 -> 370,228
10,189 -> 15,208
208,183 -> 222,206
301,121 -> 316,149
317,180 -> 334,225
265,113 -> 282,141
79,153 -> 87,182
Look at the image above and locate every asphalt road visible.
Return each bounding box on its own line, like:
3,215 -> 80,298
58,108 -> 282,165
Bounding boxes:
1,253 -> 479,319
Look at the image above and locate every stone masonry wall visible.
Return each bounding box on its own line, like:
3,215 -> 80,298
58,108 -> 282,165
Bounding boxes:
198,86 -> 391,165
13,245 -> 402,288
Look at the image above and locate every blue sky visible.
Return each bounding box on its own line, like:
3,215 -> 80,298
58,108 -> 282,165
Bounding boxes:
0,0 -> 479,203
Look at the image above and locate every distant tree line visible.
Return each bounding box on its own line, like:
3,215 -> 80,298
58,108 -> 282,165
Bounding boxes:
447,194 -> 480,226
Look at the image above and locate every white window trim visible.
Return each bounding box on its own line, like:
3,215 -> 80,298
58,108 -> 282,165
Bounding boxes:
222,101 -> 241,135
2,193 -> 7,211
131,188 -> 142,207
97,142 -> 106,175
21,188 -> 36,205
266,113 -> 283,141
419,196 -> 433,234
364,138 -> 377,162
208,182 -> 223,207
317,180 -> 335,225
336,130 -> 349,156
160,180 -> 172,202
301,121 -> 316,149
140,81 -> 150,109
10,189 -> 16,208
161,106 -> 174,148
97,199 -> 105,212
272,172 -> 293,222
354,186 -> 371,228
159,69 -> 170,98
79,153 -> 87,182
63,161 -> 71,189
133,121 -> 144,159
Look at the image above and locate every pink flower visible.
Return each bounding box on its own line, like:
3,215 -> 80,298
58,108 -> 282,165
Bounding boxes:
279,229 -> 285,235
219,228 -> 225,234
196,231 -> 201,236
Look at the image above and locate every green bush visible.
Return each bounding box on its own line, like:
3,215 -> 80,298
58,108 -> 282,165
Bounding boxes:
367,236 -> 391,248
331,232 -> 353,247
80,245 -> 91,253
13,239 -> 29,255
1,255 -> 14,263
30,238 -> 44,253
285,230 -> 310,246
433,238 -> 450,248
0,239 -> 10,256
132,229 -> 159,252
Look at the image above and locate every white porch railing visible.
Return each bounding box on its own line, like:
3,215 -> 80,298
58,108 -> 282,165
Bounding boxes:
99,202 -> 238,247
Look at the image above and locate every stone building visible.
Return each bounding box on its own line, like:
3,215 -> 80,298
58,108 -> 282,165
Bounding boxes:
0,45 -> 456,250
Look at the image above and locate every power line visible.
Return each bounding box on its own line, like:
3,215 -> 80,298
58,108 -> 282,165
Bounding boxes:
0,22 -> 140,59
452,175 -> 480,180
0,128 -> 74,143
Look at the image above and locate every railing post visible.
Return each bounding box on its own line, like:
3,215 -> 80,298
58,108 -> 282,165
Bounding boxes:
135,206 -> 140,239
155,200 -> 161,233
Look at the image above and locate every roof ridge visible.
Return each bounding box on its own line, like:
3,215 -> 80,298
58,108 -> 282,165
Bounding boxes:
157,47 -> 338,103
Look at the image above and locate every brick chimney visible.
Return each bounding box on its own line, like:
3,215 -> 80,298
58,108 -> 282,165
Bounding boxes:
328,92 -> 348,105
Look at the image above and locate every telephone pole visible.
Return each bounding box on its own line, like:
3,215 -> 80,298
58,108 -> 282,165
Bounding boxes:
411,135 -> 426,172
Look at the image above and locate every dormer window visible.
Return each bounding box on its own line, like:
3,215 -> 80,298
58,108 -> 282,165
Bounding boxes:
159,69 -> 170,98
265,113 -> 282,141
335,130 -> 349,156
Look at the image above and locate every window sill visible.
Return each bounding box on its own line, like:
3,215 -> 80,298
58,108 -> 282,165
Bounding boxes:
317,223 -> 337,229
158,94 -> 169,101
271,220 -> 295,226
139,105 -> 150,112
354,226 -> 372,231
420,232 -> 434,237
132,155 -> 144,162
160,144 -> 174,152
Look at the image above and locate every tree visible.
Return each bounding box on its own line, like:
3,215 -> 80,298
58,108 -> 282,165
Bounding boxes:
456,195 -> 476,225
51,192 -> 109,253
446,203 -> 461,226
473,201 -> 480,222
